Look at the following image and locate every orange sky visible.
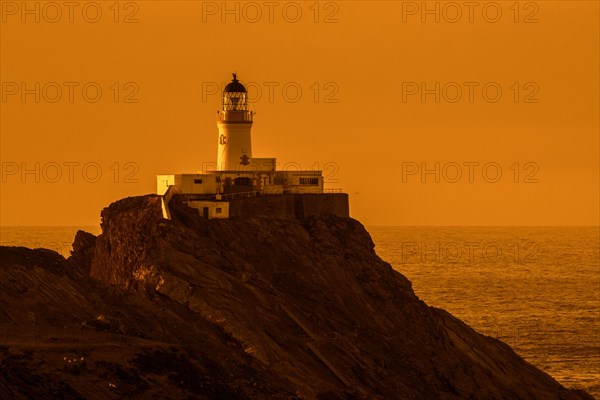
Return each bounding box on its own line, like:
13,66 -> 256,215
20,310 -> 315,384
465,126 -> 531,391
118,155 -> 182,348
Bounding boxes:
1,1 -> 598,226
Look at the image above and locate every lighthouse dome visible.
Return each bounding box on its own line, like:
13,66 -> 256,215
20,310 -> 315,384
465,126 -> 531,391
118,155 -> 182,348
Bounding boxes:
224,73 -> 246,93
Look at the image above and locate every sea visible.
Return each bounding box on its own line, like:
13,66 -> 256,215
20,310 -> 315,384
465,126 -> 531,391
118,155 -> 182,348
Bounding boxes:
0,226 -> 598,398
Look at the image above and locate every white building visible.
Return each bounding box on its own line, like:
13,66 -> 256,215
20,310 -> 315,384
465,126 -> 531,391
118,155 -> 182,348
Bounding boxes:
157,73 -> 325,219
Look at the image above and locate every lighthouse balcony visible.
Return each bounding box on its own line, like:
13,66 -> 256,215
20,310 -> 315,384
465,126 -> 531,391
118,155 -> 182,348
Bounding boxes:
217,110 -> 254,122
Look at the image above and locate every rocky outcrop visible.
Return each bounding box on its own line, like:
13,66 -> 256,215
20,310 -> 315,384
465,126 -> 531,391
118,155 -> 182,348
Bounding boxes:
1,194 -> 596,399
69,230 -> 96,274
0,246 -> 295,400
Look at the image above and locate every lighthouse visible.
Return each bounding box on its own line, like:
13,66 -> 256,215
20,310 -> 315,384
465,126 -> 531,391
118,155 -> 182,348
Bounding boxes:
217,73 -> 254,171
156,72 -> 343,220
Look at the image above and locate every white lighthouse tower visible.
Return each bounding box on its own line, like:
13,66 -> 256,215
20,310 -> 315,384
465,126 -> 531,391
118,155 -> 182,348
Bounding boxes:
217,73 -> 254,171
157,72 -> 333,220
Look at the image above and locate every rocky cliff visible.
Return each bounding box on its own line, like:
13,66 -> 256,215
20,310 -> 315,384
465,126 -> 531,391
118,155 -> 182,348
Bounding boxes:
0,194 -> 595,400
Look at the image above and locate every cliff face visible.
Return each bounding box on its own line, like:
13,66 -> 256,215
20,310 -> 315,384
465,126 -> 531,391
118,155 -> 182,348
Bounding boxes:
1,195 -> 595,400
0,247 -> 294,399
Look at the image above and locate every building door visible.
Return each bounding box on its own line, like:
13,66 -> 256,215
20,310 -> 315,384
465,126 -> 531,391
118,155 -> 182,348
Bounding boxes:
203,207 -> 209,219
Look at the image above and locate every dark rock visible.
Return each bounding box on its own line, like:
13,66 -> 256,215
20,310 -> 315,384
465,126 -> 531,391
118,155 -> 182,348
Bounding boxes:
0,195 -> 595,400
0,246 -> 66,276
68,230 -> 96,275
0,245 -> 295,399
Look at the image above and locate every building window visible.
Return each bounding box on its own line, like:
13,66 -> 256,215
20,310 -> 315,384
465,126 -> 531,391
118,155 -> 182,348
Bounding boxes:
299,177 -> 319,186
194,179 -> 203,184
216,207 -> 222,214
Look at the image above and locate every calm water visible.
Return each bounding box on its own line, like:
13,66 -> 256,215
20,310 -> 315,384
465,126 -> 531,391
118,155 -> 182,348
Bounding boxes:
0,226 -> 102,257
367,226 -> 600,398
1,226 -> 598,397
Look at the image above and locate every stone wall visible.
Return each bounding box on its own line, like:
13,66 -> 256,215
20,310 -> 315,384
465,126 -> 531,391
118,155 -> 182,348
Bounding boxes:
228,193 -> 349,219
295,193 -> 349,219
